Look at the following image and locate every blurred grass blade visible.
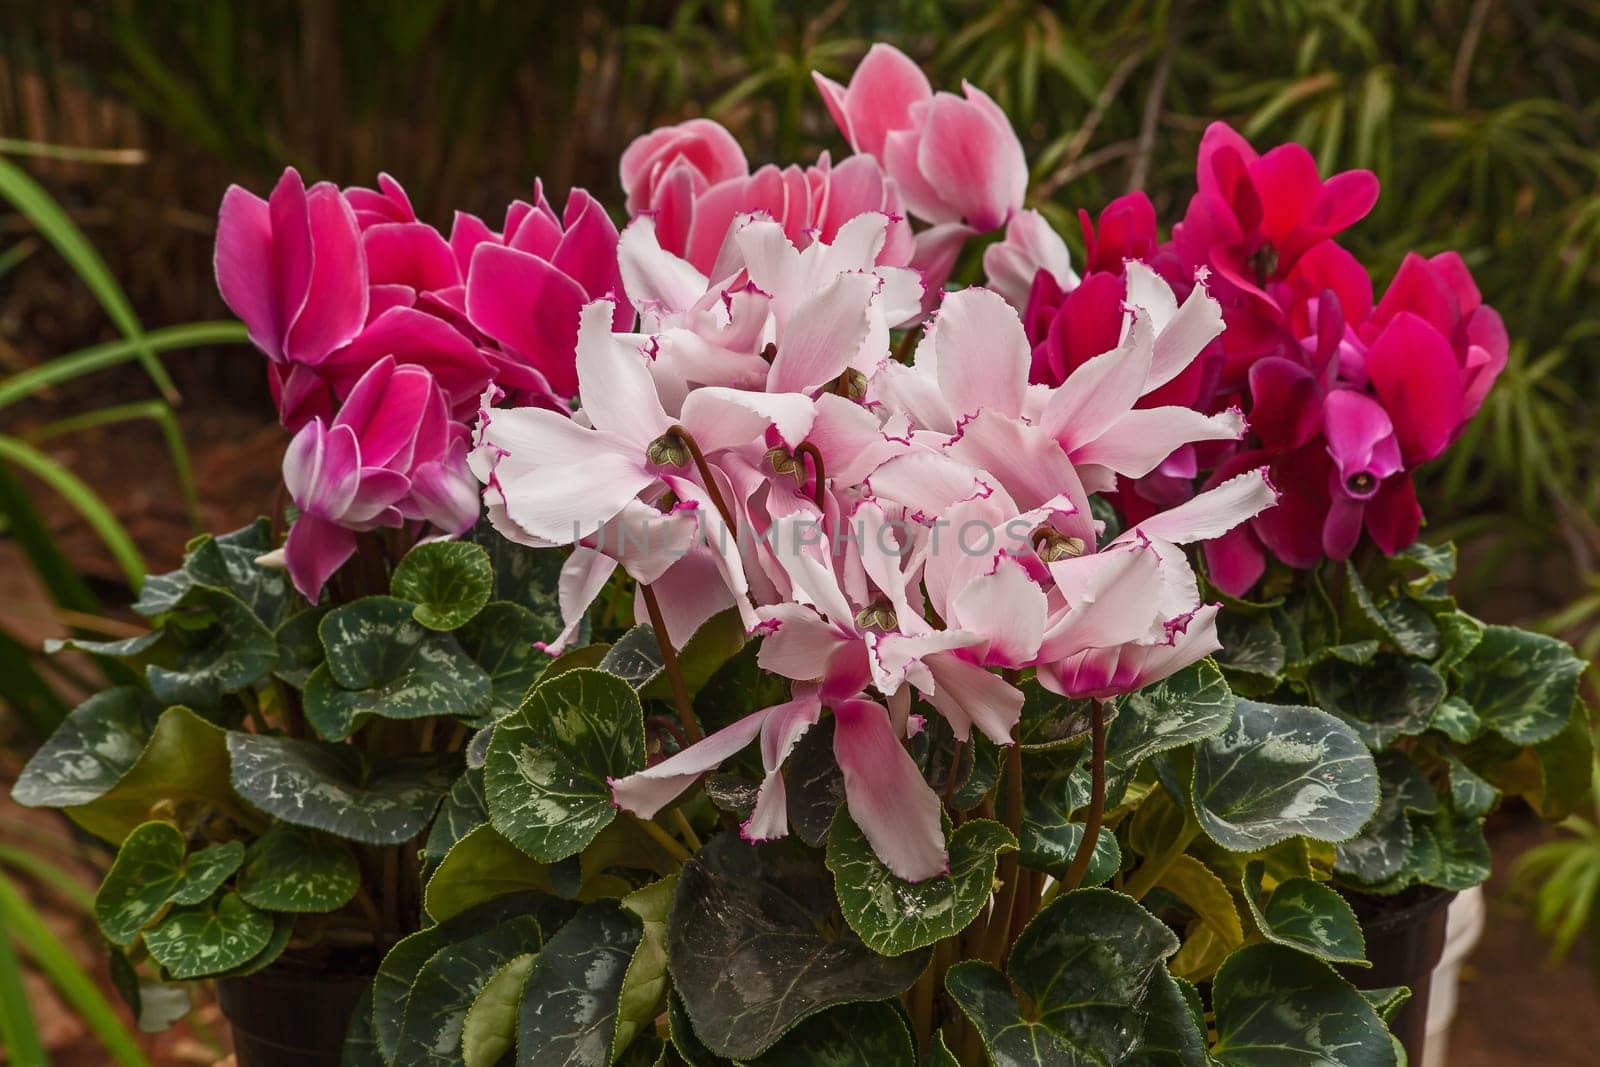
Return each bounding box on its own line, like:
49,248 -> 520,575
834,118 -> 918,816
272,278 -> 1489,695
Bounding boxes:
0,843 -> 96,913
0,463 -> 99,612
28,401 -> 201,532
0,139 -> 147,166
0,436 -> 145,590
0,914 -> 47,1067
0,630 -> 71,739
0,155 -> 178,403
0,873 -> 151,1067
0,321 -> 248,412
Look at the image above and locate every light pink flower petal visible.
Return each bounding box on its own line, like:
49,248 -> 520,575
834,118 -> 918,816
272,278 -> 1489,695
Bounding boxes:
950,554 -> 1046,666
927,287 -> 1029,420
680,388 -> 815,453
547,548 -> 617,655
636,548 -> 738,650
1072,407 -> 1246,479
757,604 -> 850,681
478,409 -> 654,543
883,125 -> 957,226
610,707 -> 770,819
916,85 -> 1026,232
866,451 -> 995,523
767,271 -> 879,393
1041,312 -> 1155,453
833,698 -> 947,882
817,44 -> 931,157
572,302 -> 671,441
1126,467 -> 1278,546
982,209 -> 1076,311
743,689 -> 825,841
618,215 -> 709,317
923,652 -> 1024,745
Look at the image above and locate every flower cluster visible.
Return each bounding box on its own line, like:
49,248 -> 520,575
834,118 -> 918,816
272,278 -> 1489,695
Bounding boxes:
1000,123 -> 1507,595
476,203 -> 1274,879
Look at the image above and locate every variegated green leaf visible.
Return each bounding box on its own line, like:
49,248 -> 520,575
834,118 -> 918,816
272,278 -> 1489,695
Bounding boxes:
371,894 -> 577,1063
945,888 -> 1180,1065
668,835 -> 927,1060
457,602 -> 558,717
1242,860 -> 1366,966
1456,624 -> 1584,745
12,687 -> 157,808
1194,700 -> 1378,851
1209,944 -> 1396,1066
1430,695 -> 1482,742
1308,653 -> 1445,750
517,901 -> 642,1067
304,596 -> 491,739
237,824 -> 360,912
743,1001 -> 915,1066
171,840 -> 245,905
1334,755 -> 1436,885
272,606 -> 327,688
181,520 -> 290,628
396,914 -> 545,1067
1446,754 -> 1499,818
227,732 -> 457,845
143,892 -> 273,979
146,584 -> 278,707
1016,678 -> 1095,750
827,813 -> 1015,956
1107,659 -> 1235,789
485,669 -> 645,862
1020,747 -> 1120,884
1216,612 -> 1286,683
64,705 -> 231,845
95,820 -> 186,945
599,625 -> 665,689
391,540 -> 493,630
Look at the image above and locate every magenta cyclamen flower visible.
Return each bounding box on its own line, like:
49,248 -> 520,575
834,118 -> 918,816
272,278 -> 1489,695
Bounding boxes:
282,358 -> 475,600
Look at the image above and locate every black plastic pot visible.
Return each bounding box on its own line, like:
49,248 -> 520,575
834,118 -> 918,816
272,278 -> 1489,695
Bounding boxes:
217,966 -> 371,1067
1338,886 -> 1456,1065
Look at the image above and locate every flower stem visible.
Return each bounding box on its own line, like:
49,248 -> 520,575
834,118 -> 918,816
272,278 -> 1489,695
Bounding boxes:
982,740 -> 1026,966
632,813 -> 692,866
1061,699 -> 1108,893
793,441 -> 827,510
640,582 -> 704,743
668,807 -> 703,853
674,425 -> 739,532
1124,819 -> 1200,901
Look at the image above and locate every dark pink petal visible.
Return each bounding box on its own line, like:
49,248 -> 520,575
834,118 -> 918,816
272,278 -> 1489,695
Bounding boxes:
883,123 -> 954,226
1322,390 -> 1401,496
1195,122 -> 1260,204
1460,306 -> 1508,416
267,169 -> 313,351
1248,356 -> 1323,450
1203,525 -> 1267,598
214,184 -> 281,359
1371,253 -> 1456,335
448,211 -> 499,276
553,189 -> 626,324
1251,143 -> 1322,241
284,512 -> 358,602
1364,473 -> 1422,554
466,243 -> 587,398
506,199 -> 563,260
363,222 -> 459,292
1364,311 -> 1465,464
1321,492 -> 1365,560
1250,443 -> 1331,570
833,698 -> 948,882
283,183 -> 369,365
326,306 -> 494,412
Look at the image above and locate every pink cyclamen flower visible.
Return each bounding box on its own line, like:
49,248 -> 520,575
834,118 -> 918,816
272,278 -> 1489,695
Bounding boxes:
815,43 -> 1026,233
982,209 -> 1077,312
620,118 -> 750,217
282,358 -> 475,600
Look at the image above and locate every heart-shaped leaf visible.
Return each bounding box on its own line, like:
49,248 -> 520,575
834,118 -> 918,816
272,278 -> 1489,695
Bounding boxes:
272,607 -> 328,688
1194,700 -> 1378,852
1242,860 -> 1366,966
1334,754 -> 1436,886
227,732 -> 457,845
372,894 -> 578,1063
395,913 -> 546,1067
95,820 -> 186,945
517,901 -> 643,1067
421,768 -> 488,877
485,669 -> 645,862
1215,612 -> 1286,685
65,705 -> 232,845
945,888 -> 1181,1064
1308,654 -> 1445,750
146,584 -> 278,707
1430,695 -> 1481,743
170,840 -> 245,905
12,688 -> 157,808
668,834 -> 928,1060
1456,624 -> 1584,745
462,520 -> 569,626
304,596 -> 491,739
1016,679 -> 1095,750
741,1001 -> 916,1066
237,823 -> 360,912
392,540 -> 493,631
1160,855 -> 1245,980
457,602 -> 558,717
828,812 -> 1015,956
1346,568 -> 1439,659
181,520 -> 290,628
143,891 -> 274,979
1106,660 -> 1234,793
425,823 -> 555,922
1209,944 -> 1396,1066
1020,747 -> 1120,884
599,625 -> 665,689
